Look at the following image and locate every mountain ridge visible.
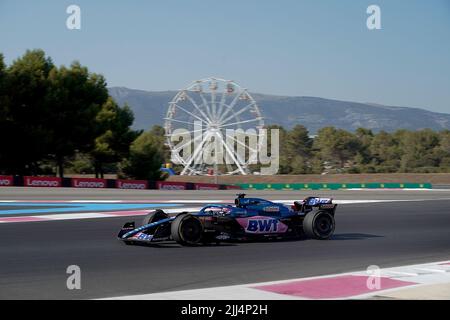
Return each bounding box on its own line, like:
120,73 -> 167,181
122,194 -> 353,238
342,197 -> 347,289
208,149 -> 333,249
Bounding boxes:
108,86 -> 450,134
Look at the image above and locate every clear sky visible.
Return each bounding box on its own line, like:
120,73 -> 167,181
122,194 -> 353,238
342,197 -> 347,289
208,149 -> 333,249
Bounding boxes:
1,0 -> 449,113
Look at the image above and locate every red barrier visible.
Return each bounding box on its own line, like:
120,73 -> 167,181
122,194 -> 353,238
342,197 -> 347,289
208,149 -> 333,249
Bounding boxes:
116,179 -> 148,190
224,185 -> 242,190
2,175 -> 239,191
194,183 -> 220,190
24,176 -> 62,188
71,178 -> 106,189
156,181 -> 187,190
0,175 -> 13,187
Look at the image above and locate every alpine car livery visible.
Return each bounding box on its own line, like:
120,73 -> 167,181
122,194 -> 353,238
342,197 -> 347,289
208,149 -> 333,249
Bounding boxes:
117,194 -> 337,246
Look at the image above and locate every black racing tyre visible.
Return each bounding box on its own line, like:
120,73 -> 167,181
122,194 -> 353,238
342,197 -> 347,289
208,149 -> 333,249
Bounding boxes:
171,214 -> 204,246
303,210 -> 335,240
142,209 -> 168,226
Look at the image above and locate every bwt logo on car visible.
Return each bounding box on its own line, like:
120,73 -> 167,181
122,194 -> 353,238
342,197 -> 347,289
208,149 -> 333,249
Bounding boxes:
238,217 -> 288,234
248,219 -> 279,232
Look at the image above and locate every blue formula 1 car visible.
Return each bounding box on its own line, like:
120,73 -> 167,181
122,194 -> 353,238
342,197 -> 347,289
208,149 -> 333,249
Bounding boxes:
117,194 -> 337,246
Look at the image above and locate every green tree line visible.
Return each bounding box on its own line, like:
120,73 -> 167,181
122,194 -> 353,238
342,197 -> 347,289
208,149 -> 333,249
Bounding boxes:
0,50 -> 166,179
269,125 -> 450,174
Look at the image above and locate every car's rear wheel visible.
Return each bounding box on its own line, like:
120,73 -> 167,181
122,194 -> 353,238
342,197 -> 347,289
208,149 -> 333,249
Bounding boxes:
142,209 -> 168,226
303,210 -> 335,240
171,214 -> 203,246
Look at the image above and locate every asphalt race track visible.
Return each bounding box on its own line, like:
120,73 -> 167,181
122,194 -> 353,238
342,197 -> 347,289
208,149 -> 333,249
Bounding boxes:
1,187 -> 450,299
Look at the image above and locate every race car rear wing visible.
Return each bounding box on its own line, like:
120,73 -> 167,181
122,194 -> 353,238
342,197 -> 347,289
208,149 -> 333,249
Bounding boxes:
293,197 -> 337,214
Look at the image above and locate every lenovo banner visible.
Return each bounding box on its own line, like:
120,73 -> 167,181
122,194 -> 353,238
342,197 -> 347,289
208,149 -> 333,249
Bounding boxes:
24,176 -> 62,188
116,179 -> 148,190
156,181 -> 187,190
194,183 -> 220,190
71,178 -> 106,189
0,175 -> 13,187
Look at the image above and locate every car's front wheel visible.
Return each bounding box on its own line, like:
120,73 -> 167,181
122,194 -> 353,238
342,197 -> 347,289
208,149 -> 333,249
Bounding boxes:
303,210 -> 335,240
171,214 -> 203,246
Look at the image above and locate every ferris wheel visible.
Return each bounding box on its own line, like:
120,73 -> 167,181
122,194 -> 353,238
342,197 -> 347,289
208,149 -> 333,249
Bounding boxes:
164,77 -> 265,176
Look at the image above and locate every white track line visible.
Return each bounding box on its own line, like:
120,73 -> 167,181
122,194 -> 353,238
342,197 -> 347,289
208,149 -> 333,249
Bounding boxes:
0,207 -> 202,224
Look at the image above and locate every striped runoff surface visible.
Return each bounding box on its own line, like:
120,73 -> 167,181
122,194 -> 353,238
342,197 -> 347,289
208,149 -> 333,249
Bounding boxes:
104,260 -> 450,300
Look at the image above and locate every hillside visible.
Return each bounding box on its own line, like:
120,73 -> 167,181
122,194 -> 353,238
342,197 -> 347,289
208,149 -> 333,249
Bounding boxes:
108,87 -> 450,134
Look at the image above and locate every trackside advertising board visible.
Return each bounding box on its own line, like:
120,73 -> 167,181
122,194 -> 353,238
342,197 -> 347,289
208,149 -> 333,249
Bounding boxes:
116,179 -> 148,190
194,183 -> 220,190
71,178 -> 106,188
0,175 -> 13,187
1,175 -> 239,190
156,181 -> 187,190
24,176 -> 62,188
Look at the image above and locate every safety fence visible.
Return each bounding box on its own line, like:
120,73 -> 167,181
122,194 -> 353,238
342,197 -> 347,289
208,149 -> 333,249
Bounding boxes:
234,182 -> 433,190
0,175 -> 241,191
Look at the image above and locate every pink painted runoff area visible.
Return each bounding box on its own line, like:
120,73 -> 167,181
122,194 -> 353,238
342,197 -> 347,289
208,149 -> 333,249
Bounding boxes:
106,210 -> 149,216
253,275 -> 417,299
0,216 -> 46,223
